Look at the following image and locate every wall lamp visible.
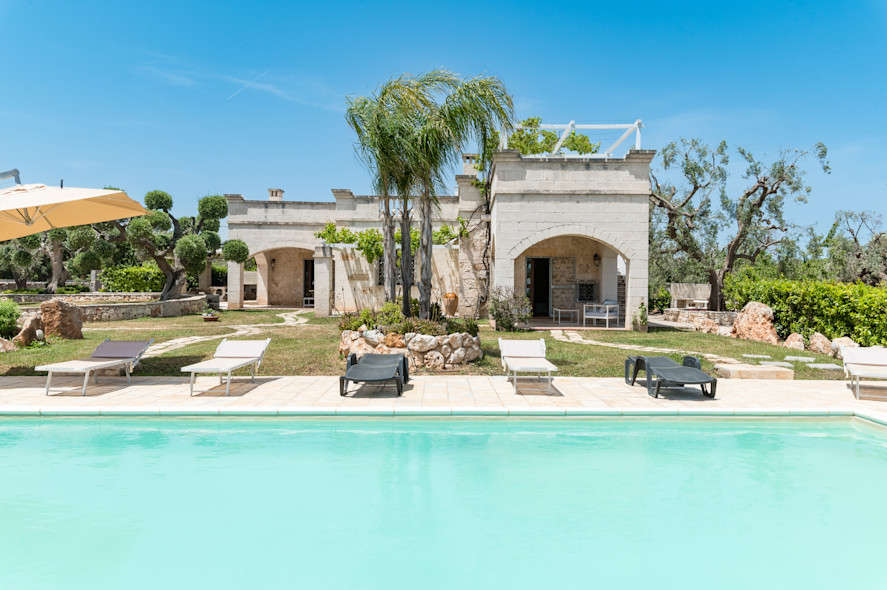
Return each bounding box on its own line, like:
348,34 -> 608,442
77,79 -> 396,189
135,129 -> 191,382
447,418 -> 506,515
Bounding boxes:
593,253 -> 601,268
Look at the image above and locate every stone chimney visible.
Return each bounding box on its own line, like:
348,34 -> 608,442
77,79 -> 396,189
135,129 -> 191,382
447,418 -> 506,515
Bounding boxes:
268,188 -> 284,201
461,153 -> 479,177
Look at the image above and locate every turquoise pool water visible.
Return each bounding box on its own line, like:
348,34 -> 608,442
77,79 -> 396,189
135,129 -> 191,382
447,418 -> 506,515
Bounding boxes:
1,418 -> 886,589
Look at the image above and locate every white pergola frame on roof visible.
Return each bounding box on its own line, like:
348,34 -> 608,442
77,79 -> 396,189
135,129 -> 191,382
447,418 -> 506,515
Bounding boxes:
500,119 -> 643,158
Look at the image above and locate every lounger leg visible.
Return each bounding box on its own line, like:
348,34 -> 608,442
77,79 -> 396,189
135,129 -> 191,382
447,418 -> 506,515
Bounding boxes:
225,370 -> 232,396
339,376 -> 348,396
548,371 -> 551,395
856,377 -> 860,400
704,380 -> 717,399
124,363 -> 131,384
189,372 -> 196,397
82,371 -> 90,396
513,370 -> 518,394
250,364 -> 255,383
44,372 -> 53,396
395,375 -> 403,396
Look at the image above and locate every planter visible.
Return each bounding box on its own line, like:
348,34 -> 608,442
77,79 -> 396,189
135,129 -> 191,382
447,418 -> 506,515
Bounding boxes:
203,316 -> 220,322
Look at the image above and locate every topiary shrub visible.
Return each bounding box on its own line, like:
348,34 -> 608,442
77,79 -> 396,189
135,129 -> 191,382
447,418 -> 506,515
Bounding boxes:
488,287 -> 532,331
0,298 -> 20,339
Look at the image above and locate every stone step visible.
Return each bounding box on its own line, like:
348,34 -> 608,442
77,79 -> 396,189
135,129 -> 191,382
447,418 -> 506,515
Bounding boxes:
760,361 -> 794,368
714,363 -> 794,379
784,356 -> 815,363
808,363 -> 843,371
742,354 -> 772,359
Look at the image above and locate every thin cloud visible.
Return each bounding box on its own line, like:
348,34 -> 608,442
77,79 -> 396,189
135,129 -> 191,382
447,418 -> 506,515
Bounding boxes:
226,70 -> 271,100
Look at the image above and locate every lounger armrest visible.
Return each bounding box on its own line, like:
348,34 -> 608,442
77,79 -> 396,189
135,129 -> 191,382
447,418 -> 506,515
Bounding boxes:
682,356 -> 702,370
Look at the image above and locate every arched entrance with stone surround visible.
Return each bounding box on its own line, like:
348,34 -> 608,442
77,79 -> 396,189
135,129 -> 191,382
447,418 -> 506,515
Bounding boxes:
251,246 -> 315,307
495,224 -> 646,328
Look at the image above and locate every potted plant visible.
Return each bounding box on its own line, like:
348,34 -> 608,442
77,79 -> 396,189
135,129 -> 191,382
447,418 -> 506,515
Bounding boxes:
202,303 -> 221,322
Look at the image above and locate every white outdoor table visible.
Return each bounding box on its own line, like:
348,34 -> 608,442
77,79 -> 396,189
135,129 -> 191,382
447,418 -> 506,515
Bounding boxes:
552,307 -> 579,325
502,356 -> 559,394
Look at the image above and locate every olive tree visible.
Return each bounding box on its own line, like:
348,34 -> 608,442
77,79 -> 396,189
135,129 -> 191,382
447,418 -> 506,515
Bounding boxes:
104,191 -> 241,300
650,139 -> 829,310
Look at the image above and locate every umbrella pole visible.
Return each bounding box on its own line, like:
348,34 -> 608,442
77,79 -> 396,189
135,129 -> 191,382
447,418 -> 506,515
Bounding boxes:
0,169 -> 21,185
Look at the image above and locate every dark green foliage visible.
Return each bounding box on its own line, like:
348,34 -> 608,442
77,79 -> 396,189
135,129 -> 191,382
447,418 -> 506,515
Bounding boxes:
174,234 -> 210,275
0,299 -> 20,338
144,190 -> 173,211
649,287 -> 672,313
222,240 -> 250,264
724,277 -> 887,345
197,195 -> 228,220
211,263 -> 227,286
56,285 -> 89,294
101,263 -> 166,292
446,317 -> 479,337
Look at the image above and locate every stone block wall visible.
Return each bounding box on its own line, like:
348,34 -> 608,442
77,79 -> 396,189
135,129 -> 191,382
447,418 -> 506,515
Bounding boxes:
18,295 -> 206,323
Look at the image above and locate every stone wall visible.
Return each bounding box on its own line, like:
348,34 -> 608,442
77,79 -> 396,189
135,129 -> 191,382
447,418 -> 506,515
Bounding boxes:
339,329 -> 483,370
7,292 -> 160,304
664,309 -> 737,326
18,295 -> 206,323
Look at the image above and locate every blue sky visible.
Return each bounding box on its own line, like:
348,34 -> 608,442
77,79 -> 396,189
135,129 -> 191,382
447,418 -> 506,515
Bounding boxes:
2,0 -> 885,236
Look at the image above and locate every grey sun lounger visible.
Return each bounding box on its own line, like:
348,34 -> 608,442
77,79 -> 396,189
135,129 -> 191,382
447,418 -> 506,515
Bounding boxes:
626,355 -> 717,398
340,353 -> 408,396
36,339 -> 154,396
180,338 -> 271,396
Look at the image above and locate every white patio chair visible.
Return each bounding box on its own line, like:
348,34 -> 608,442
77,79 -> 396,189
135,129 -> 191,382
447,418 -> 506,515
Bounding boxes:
583,299 -> 620,328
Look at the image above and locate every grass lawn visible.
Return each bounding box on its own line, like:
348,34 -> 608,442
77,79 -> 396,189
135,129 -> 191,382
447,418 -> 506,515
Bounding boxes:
0,310 -> 843,380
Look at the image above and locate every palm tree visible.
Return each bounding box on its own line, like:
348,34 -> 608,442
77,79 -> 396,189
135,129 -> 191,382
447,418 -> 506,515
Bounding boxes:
408,74 -> 514,318
345,72 -> 452,305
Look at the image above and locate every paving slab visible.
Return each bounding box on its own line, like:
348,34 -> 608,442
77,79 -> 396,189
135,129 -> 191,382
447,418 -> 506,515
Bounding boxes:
760,361 -> 795,368
743,354 -> 772,359
809,363 -> 843,371
785,356 -> 815,363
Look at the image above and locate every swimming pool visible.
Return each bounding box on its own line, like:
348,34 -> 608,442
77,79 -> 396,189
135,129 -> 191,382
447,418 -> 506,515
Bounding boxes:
1,418 -> 885,589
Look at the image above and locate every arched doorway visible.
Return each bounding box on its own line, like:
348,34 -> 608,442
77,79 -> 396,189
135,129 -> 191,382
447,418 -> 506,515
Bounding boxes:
253,247 -> 315,307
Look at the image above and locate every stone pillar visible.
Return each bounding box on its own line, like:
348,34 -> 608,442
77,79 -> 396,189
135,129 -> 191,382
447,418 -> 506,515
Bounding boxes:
601,253 -> 619,302
227,261 -> 244,310
313,246 -> 333,317
254,252 -> 270,306
90,270 -> 102,292
625,255 -> 649,331
198,261 -> 212,292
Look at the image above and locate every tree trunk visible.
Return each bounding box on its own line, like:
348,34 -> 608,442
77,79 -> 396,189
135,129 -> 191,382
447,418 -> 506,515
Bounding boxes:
46,239 -> 68,294
418,190 -> 433,319
399,210 -> 412,317
382,198 -> 397,304
13,270 -> 28,290
156,256 -> 186,300
708,268 -> 726,311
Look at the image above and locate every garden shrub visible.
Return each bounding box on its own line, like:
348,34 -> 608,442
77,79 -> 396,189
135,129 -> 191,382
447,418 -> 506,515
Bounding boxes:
649,287 -> 672,313
488,287 -> 532,331
377,302 -> 405,327
446,317 -> 479,337
0,298 -> 19,338
101,263 -> 165,292
2,289 -> 44,294
211,263 -> 228,286
724,276 -> 887,345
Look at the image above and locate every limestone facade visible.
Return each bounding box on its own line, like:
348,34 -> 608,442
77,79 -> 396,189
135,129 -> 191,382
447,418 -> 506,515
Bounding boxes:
227,148 -> 655,329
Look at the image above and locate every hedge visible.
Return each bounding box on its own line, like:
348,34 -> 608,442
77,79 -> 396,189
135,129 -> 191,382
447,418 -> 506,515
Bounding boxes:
724,277 -> 887,345
101,263 -> 166,292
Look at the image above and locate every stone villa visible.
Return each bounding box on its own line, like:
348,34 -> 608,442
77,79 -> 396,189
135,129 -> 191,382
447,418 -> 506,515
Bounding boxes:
226,123 -> 655,329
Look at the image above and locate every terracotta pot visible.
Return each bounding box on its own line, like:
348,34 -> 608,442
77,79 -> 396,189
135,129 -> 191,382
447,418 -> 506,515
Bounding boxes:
443,292 -> 458,317
203,316 -> 219,322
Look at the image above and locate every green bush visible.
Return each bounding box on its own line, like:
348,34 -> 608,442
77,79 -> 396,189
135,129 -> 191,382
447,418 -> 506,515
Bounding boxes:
211,263 -> 228,286
2,289 -> 44,294
0,298 -> 20,338
446,317 -> 479,337
649,286 -> 672,313
488,287 -> 532,331
724,277 -> 887,345
377,302 -> 405,327
101,263 -> 166,292
56,285 -> 89,294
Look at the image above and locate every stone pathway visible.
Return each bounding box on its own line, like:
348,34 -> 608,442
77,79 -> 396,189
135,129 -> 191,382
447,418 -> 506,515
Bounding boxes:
143,310 -> 308,357
551,329 -> 743,365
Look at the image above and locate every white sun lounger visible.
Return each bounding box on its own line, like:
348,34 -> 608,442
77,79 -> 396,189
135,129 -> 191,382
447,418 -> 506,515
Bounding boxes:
842,346 -> 887,399
36,339 -> 154,396
499,338 -> 558,394
180,338 -> 271,396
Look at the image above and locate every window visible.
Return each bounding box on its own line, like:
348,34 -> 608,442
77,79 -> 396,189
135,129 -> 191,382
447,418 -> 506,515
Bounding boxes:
577,281 -> 598,302
376,257 -> 419,286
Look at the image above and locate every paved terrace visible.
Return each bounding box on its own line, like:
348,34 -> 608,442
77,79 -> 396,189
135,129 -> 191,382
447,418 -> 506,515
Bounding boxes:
1,376 -> 886,425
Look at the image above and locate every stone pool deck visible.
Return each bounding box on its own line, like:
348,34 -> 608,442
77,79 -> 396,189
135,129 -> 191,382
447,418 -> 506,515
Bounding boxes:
0,375 -> 886,425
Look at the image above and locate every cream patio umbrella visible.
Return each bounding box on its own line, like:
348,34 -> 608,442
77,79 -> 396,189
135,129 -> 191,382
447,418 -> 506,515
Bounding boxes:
0,183 -> 146,240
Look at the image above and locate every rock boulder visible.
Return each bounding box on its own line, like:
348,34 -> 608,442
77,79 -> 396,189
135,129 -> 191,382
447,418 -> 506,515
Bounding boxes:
809,332 -> 832,355
731,302 -> 778,345
0,337 -> 15,352
831,336 -> 858,359
783,333 -> 805,351
13,315 -> 43,348
40,298 -> 83,339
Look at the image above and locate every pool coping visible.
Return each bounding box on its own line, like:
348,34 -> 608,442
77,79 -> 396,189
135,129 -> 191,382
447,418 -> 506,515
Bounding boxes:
2,405 -> 886,428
